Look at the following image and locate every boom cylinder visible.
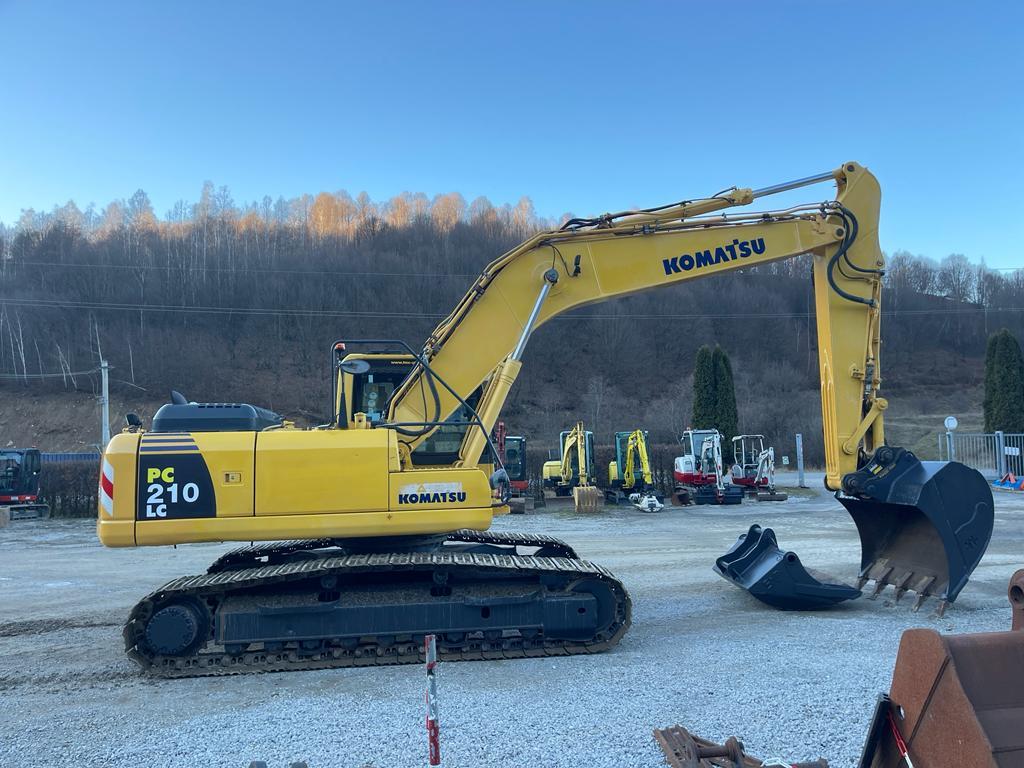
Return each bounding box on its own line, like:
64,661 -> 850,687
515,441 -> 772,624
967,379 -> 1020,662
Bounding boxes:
751,169 -> 837,199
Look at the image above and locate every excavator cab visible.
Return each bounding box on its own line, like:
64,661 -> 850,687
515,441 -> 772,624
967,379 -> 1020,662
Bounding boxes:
333,347 -> 415,428
0,448 -> 49,520
503,436 -> 527,488
731,435 -> 766,484
333,344 -> 486,468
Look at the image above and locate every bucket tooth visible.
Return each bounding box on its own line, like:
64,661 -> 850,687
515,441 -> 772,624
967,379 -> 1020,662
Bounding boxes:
869,567 -> 894,599
892,573 -> 913,603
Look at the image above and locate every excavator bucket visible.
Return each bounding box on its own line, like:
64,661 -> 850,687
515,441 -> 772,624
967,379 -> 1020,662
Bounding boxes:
573,484 -> 604,513
1010,569 -> 1024,630
839,448 -> 994,612
714,524 -> 862,610
858,570 -> 1024,767
859,628 -> 1024,767
654,725 -> 829,767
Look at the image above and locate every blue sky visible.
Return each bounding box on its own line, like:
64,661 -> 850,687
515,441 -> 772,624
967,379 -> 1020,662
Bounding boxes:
1,1 -> 1021,266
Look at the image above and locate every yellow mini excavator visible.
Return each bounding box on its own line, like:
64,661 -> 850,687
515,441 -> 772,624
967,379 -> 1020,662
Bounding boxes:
606,430 -> 663,512
98,162 -> 994,676
557,422 -> 603,513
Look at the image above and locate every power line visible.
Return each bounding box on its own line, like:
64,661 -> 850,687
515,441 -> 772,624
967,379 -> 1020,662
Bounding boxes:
8,259 -> 1024,278
0,367 -> 99,380
0,260 -> 478,279
0,296 -> 1018,321
0,297 -> 442,318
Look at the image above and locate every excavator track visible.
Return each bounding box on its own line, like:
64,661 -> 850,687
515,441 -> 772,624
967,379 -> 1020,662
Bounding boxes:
205,529 -> 579,573
125,549 -> 629,678
442,528 -> 579,558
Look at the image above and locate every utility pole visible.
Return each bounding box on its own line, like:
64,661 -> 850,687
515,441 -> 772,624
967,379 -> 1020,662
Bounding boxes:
100,359 -> 110,446
795,433 -> 807,488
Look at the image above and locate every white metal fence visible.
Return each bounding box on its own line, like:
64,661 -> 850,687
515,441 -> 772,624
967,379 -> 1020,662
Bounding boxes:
938,431 -> 1024,478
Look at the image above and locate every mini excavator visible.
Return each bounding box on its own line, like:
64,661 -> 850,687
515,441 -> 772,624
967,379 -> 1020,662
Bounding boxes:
673,429 -> 744,505
557,422 -> 603,512
98,162 -> 994,676
731,434 -> 788,501
491,421 -> 528,513
606,430 -> 663,512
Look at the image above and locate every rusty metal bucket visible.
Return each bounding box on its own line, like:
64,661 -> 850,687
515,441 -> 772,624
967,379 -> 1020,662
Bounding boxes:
839,448 -> 994,613
654,725 -> 829,767
1011,569 -> 1024,631
859,627 -> 1024,767
714,524 -> 862,610
859,570 -> 1024,768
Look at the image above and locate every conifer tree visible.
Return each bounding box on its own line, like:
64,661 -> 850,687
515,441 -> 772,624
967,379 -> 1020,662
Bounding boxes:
712,345 -> 739,449
691,345 -> 716,430
984,329 -> 1024,433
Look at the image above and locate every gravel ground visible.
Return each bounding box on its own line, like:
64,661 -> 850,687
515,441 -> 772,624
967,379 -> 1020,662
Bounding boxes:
1,473 -> 1020,768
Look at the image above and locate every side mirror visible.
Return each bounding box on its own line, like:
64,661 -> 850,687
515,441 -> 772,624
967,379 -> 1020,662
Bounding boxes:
126,413 -> 142,428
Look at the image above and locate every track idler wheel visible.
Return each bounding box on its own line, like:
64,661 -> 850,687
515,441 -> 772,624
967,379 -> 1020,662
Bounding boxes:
143,598 -> 210,656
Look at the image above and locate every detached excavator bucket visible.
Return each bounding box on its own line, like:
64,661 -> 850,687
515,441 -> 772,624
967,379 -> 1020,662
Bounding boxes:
859,570 -> 1024,767
573,484 -> 603,513
653,725 -> 829,767
714,524 -> 862,610
839,448 -> 994,612
1010,569 -> 1024,630
859,628 -> 1024,767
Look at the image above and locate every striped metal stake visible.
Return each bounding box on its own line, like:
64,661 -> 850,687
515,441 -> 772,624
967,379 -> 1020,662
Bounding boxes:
425,634 -> 440,766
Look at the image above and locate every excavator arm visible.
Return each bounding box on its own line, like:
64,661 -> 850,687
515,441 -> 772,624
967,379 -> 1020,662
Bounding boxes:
384,162 -> 881,491
558,422 -> 587,486
367,161 -> 991,607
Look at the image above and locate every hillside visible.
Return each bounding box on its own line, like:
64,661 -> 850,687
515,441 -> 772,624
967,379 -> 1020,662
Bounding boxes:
0,191 -> 1011,465
0,337 -> 986,467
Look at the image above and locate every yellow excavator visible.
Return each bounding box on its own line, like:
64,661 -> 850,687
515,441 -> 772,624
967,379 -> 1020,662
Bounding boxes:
607,430 -> 663,512
98,161 -> 994,676
557,422 -> 603,512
